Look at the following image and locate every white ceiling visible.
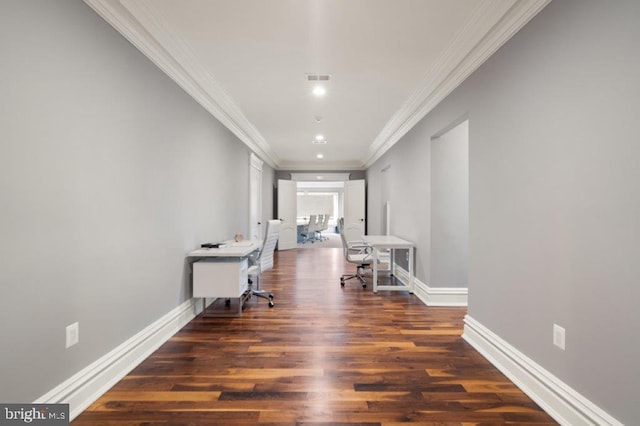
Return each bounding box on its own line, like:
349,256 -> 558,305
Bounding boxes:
85,0 -> 549,170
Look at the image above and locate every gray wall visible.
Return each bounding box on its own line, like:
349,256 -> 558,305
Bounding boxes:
367,116 -> 433,277
366,163 -> 391,237
430,120 -> 468,287
367,0 -> 639,423
0,0 -> 272,402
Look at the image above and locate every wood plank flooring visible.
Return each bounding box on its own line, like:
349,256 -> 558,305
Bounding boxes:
74,248 -> 557,425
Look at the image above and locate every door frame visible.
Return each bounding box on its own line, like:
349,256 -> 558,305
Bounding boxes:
249,153 -> 263,241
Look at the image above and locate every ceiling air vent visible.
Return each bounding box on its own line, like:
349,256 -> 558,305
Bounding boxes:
306,73 -> 331,82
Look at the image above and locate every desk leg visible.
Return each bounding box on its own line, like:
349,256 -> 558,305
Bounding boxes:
408,246 -> 414,294
391,248 -> 395,276
373,248 -> 379,293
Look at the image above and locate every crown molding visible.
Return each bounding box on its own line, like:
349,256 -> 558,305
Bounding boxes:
291,173 -> 351,182
83,0 -> 280,169
363,0 -> 551,168
278,160 -> 366,172
85,0 -> 549,172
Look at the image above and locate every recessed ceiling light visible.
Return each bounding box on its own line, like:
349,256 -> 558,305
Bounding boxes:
316,175 -> 324,180
316,154 -> 324,159
315,134 -> 324,141
312,85 -> 326,97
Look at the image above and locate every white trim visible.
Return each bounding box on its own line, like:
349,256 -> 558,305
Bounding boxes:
35,299 -> 200,421
384,201 -> 391,236
393,264 -> 468,307
250,152 -> 264,171
462,315 -> 623,426
279,160 -> 366,171
250,153 -> 264,240
290,173 -> 351,182
84,0 -> 549,171
83,0 -> 279,169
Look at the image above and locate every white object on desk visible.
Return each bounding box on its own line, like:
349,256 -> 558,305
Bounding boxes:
361,235 -> 415,294
231,241 -> 254,247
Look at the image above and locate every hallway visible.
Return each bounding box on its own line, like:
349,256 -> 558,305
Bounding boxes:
74,248 -> 556,424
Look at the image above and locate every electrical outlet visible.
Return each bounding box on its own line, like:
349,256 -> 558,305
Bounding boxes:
553,324 -> 565,350
66,322 -> 79,348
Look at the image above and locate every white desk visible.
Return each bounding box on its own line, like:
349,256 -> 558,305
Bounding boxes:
361,235 -> 415,294
187,240 -> 261,316
187,240 -> 261,259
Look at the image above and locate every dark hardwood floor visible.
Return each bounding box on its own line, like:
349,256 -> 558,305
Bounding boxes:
74,248 -> 557,425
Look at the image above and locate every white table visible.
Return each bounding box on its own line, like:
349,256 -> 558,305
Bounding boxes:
361,235 -> 415,294
187,240 -> 261,316
187,240 -> 261,259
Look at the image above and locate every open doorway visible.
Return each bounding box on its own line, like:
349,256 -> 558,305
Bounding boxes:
296,181 -> 343,248
277,175 -> 366,250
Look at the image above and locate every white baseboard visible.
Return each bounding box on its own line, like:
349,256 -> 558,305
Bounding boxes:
393,264 -> 468,306
35,298 -> 200,421
462,315 -> 622,426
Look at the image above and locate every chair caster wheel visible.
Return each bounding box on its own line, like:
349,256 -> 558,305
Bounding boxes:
362,284 -> 367,288
268,301 -> 274,307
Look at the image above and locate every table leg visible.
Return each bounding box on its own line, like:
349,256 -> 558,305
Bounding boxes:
408,246 -> 414,293
373,248 -> 379,293
390,248 -> 395,277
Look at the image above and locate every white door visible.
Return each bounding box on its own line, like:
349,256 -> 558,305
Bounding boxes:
344,179 -> 366,242
277,179 -> 297,250
249,154 -> 263,241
